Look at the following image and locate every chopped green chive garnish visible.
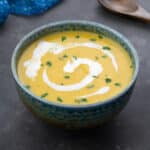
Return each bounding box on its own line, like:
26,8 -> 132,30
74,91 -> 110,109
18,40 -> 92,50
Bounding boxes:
46,61 -> 52,67
92,75 -> 99,78
103,46 -> 111,51
75,98 -> 88,104
98,35 -> 103,39
75,35 -> 80,39
64,75 -> 70,79
90,38 -> 96,42
61,36 -> 67,42
102,55 -> 107,58
63,54 -> 68,58
25,85 -> 30,89
130,65 -> 133,68
73,56 -> 78,60
87,84 -> 95,89
57,97 -> 63,102
105,78 -> 112,83
80,98 -> 87,102
40,93 -> 48,98
95,56 -> 99,60
114,83 -> 121,87
41,64 -> 44,67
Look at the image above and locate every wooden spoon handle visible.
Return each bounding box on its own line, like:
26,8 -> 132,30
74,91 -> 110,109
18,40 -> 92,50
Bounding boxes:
129,6 -> 150,22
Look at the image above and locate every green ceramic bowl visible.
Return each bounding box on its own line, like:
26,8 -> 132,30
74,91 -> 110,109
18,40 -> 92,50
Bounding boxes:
11,20 -> 139,129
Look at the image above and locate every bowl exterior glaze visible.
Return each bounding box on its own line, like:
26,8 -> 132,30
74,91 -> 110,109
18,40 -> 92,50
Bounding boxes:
11,20 -> 139,129
16,84 -> 134,128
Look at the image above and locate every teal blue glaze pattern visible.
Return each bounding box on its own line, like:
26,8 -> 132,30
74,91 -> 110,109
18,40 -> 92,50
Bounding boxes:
17,83 -> 134,128
11,20 -> 139,129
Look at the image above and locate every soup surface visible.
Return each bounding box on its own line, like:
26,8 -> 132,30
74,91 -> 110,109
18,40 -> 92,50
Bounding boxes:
18,31 -> 133,105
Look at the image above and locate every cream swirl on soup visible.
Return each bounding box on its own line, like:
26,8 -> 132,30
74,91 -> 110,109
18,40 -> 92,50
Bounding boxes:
23,41 -> 118,98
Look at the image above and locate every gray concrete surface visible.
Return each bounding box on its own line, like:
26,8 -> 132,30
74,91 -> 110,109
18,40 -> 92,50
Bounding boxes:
0,0 -> 150,150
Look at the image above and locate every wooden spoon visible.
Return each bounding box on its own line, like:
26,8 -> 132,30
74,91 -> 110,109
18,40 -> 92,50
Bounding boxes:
97,0 -> 150,22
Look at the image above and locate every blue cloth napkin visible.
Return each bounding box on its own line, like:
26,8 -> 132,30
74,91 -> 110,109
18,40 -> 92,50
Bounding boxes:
0,0 -> 60,24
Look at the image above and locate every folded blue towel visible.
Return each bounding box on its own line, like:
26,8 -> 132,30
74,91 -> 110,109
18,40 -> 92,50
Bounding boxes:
0,0 -> 61,24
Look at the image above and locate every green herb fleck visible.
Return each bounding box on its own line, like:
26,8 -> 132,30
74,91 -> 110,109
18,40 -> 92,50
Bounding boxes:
75,98 -> 88,104
92,75 -> 99,78
57,97 -> 63,102
73,56 -> 78,60
25,85 -> 30,89
64,75 -> 70,79
103,46 -> 111,51
80,98 -> 87,102
75,35 -> 80,39
95,56 -> 99,60
87,84 -> 95,89
41,64 -> 44,67
90,38 -> 96,42
60,83 -> 64,86
130,65 -> 133,68
98,35 -> 103,39
105,78 -> 112,83
114,82 -> 121,87
102,55 -> 107,58
40,93 -> 48,98
63,54 -> 68,58
46,61 -> 52,67
61,36 -> 67,42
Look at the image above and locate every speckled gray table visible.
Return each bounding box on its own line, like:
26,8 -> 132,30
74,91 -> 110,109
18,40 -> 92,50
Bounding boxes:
0,0 -> 150,150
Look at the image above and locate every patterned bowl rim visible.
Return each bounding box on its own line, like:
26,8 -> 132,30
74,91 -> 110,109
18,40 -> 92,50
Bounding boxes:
11,20 -> 139,109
